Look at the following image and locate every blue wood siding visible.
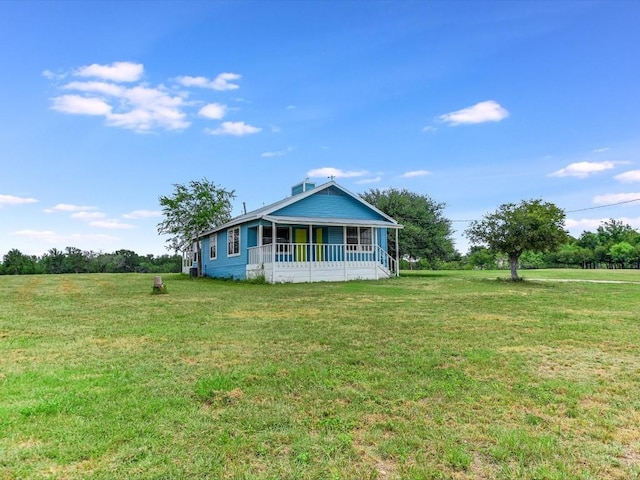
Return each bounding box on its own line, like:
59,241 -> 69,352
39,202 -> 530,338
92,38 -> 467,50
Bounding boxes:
328,226 -> 343,244
273,187 -> 387,221
201,224 -> 249,280
378,228 -> 388,250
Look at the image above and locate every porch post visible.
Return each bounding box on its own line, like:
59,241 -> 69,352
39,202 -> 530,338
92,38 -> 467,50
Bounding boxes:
271,220 -> 276,282
343,225 -> 348,281
308,224 -> 313,281
395,228 -> 400,277
374,227 -> 379,280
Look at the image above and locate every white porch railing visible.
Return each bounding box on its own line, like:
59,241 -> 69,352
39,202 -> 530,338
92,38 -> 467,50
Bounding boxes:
248,243 -> 397,276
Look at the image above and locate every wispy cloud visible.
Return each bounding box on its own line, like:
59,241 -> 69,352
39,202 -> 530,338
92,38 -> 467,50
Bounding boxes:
0,194 -> 38,207
400,170 -> 430,178
206,121 -> 261,136
593,147 -> 610,153
593,193 -> 640,205
307,167 -> 368,179
89,220 -> 135,229
549,161 -> 618,178
356,176 -> 382,184
75,61 -> 144,83
175,73 -> 241,91
261,146 -> 293,158
122,210 -> 162,219
52,95 -> 112,115
44,204 -> 97,213
615,170 -> 640,183
71,211 -> 106,220
422,126 -> 437,133
439,100 -> 509,126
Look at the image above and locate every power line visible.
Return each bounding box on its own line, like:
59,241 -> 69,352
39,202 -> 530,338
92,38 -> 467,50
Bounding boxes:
565,197 -> 640,213
447,197 -> 640,223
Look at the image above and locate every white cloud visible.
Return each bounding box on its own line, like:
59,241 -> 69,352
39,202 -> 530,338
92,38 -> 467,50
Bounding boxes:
110,85 -> 189,131
307,167 -> 368,179
53,82 -> 190,132
356,176 -> 382,184
42,69 -> 65,80
286,105 -> 297,110
71,211 -> 107,220
261,146 -> 293,158
400,170 -> 430,178
63,81 -> 125,96
550,161 -> 617,178
615,170 -> 640,183
175,72 -> 241,91
593,193 -> 640,205
48,63 -> 257,134
74,61 -> 144,82
89,220 -> 135,229
439,100 -> 509,126
44,204 -> 97,213
51,95 -> 112,116
198,103 -> 227,120
422,126 -> 437,132
206,121 -> 261,136
122,210 -> 162,219
0,194 -> 38,207
593,147 -> 610,153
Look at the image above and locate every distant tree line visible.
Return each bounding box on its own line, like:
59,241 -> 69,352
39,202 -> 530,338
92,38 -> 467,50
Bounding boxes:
0,247 -> 181,275
465,219 -> 640,271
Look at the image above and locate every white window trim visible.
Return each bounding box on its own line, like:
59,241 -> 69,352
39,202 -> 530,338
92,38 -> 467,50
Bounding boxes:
227,227 -> 241,257
346,226 -> 373,252
209,233 -> 217,260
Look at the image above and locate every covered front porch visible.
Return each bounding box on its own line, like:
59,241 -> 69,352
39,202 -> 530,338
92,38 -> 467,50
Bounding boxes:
246,221 -> 399,283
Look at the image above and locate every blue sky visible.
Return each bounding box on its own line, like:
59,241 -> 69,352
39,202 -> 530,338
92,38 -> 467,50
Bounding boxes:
1,0 -> 639,257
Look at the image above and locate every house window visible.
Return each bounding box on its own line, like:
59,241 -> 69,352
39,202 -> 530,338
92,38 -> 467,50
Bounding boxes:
263,226 -> 291,245
227,227 -> 240,256
347,227 -> 373,251
209,233 -> 217,260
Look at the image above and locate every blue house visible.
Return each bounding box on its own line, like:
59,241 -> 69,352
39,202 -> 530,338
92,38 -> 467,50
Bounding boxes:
185,180 -> 402,283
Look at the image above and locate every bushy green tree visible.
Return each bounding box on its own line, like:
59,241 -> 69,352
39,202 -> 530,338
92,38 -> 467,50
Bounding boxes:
609,241 -> 635,268
466,246 -> 496,270
360,188 -> 455,268
2,249 -> 37,275
465,199 -> 567,280
158,178 -> 235,275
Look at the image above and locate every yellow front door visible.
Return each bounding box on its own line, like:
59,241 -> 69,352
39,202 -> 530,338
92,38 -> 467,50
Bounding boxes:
295,228 -> 307,261
315,228 -> 323,261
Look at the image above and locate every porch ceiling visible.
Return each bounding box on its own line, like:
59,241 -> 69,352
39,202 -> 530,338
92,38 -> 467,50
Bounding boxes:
262,215 -> 403,229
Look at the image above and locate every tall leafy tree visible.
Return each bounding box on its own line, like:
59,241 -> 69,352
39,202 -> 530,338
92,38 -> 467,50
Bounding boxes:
41,248 -> 66,274
157,178 -> 235,275
597,219 -> 638,245
360,188 -> 454,267
465,199 -> 567,280
2,249 -> 37,275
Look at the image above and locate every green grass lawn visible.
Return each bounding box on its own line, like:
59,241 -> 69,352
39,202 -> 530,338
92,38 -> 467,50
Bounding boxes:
1,271 -> 639,479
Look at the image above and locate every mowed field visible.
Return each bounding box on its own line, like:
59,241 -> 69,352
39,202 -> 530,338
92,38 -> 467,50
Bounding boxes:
1,271 -> 639,479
